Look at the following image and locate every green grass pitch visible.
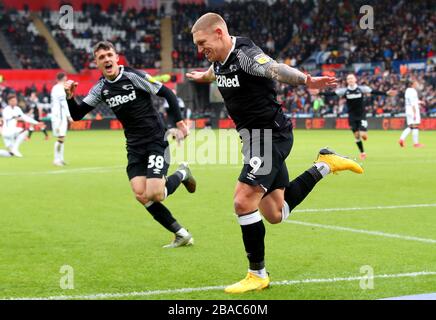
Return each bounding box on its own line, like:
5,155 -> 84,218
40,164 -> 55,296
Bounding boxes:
1,129 -> 435,300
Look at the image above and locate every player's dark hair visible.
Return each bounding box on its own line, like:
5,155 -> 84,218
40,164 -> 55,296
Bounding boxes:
93,41 -> 116,57
7,93 -> 16,101
56,72 -> 66,81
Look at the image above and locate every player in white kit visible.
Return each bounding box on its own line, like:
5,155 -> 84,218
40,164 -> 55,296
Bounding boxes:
0,93 -> 44,157
399,80 -> 424,148
51,72 -> 73,166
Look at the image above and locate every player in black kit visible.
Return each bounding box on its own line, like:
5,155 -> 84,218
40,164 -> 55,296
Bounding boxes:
64,41 -> 196,248
313,74 -> 397,160
187,13 -> 364,293
26,92 -> 49,140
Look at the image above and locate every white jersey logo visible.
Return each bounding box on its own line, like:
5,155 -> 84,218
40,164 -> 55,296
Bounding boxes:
346,93 -> 362,99
216,75 -> 240,88
105,91 -> 136,108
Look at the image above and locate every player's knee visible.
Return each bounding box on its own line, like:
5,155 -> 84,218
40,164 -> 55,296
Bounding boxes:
134,194 -> 147,205
146,190 -> 165,203
233,197 -> 254,215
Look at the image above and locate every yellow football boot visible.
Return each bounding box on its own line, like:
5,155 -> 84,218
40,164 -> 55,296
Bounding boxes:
316,148 -> 364,174
224,272 -> 270,294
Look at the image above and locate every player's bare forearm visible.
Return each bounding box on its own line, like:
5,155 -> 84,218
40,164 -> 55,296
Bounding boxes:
186,65 -> 216,83
265,63 -> 307,86
265,63 -> 337,89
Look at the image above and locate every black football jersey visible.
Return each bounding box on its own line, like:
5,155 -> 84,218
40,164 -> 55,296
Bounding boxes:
212,37 -> 290,135
82,66 -> 166,146
335,85 -> 372,119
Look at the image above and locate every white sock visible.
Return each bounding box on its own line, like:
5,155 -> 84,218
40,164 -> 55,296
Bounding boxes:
176,227 -> 189,237
249,268 -> 268,279
237,210 -> 262,225
412,129 -> 419,144
314,162 -> 330,177
400,127 -> 411,141
0,150 -> 12,157
54,141 -> 61,161
178,169 -> 187,181
281,201 -> 290,222
13,131 -> 28,151
60,142 -> 65,162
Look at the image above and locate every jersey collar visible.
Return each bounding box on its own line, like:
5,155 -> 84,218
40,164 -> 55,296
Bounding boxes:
347,84 -> 358,90
105,65 -> 124,83
219,36 -> 236,65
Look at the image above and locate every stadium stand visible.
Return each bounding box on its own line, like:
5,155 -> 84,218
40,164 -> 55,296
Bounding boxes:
0,8 -> 58,69
0,0 -> 434,120
43,4 -> 162,70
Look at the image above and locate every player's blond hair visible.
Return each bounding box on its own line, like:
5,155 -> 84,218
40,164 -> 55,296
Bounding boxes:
191,12 -> 228,34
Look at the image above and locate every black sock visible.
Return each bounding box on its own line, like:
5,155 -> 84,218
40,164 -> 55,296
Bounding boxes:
356,140 -> 364,153
239,212 -> 266,271
28,130 -> 33,138
42,129 -> 48,137
284,167 -> 322,212
165,171 -> 183,196
145,202 -> 182,233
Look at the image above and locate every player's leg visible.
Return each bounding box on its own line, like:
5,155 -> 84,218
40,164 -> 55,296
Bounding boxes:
258,188 -> 285,224
28,125 -> 34,139
58,120 -> 68,164
261,148 -> 363,224
225,181 -> 269,294
144,143 -> 194,248
40,122 -> 49,140
411,124 -> 424,147
11,128 -> 27,157
0,134 -> 14,157
53,136 -> 65,166
400,115 -> 413,147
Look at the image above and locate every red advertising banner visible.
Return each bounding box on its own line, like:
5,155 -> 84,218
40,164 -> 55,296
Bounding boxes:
0,69 -> 180,95
305,118 -> 326,129
335,118 -> 349,129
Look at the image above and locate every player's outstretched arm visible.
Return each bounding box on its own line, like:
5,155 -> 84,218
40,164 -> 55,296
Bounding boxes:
186,65 -> 216,83
64,80 -> 96,121
265,62 -> 337,89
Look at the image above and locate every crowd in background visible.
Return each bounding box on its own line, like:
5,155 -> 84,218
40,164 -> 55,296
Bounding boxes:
171,0 -> 435,69
0,6 -> 57,69
0,0 -> 435,119
276,69 -> 436,118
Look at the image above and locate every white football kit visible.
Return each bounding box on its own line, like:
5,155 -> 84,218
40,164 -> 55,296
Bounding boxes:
2,105 -> 38,148
51,83 -> 71,137
405,87 -> 421,125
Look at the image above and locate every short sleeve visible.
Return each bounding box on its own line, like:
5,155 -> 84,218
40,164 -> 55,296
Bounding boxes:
124,69 -> 163,95
358,85 -> 373,94
334,88 -> 347,96
236,43 -> 275,78
82,81 -> 103,107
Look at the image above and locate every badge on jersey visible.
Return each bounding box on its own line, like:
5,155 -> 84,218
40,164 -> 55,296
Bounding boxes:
254,54 -> 271,65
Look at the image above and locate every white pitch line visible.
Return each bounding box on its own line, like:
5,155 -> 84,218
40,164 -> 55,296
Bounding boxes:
4,271 -> 436,300
285,220 -> 436,244
293,203 -> 436,213
0,165 -> 125,176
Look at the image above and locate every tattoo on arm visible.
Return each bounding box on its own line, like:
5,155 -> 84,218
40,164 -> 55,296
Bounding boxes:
265,62 -> 307,86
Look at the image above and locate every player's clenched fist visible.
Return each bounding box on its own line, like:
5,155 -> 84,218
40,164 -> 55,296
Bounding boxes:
64,80 -> 78,99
